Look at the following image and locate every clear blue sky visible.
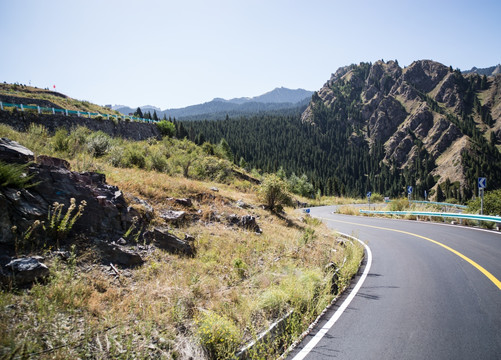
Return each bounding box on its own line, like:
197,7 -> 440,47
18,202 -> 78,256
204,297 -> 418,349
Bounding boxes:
1,0 -> 500,109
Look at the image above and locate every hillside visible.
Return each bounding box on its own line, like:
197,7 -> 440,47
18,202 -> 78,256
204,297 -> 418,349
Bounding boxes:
0,83 -> 119,115
0,106 -> 362,359
184,60 -> 501,201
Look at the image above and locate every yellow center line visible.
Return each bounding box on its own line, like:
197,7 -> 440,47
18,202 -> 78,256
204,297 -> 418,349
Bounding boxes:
318,216 -> 501,290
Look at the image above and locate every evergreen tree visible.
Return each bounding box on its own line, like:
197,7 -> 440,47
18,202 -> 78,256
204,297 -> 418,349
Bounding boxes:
436,184 -> 445,202
134,107 -> 143,118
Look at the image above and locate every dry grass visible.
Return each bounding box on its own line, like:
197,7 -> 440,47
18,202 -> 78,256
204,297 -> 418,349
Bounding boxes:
0,126 -> 364,359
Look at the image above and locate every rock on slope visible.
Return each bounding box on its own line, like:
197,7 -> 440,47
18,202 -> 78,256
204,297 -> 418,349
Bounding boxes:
302,59 -> 501,192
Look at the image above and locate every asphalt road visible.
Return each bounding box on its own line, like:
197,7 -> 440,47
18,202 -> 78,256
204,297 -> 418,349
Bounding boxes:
287,206 -> 501,360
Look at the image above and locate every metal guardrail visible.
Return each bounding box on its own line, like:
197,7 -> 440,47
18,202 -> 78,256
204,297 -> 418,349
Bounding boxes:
384,199 -> 467,209
359,210 -> 501,223
0,101 -> 159,124
410,200 -> 467,209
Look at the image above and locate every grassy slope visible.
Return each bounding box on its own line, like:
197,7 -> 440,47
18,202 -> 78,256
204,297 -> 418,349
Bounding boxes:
0,83 -> 119,115
0,122 -> 363,359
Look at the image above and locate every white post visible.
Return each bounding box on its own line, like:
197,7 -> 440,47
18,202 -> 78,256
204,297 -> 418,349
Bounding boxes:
37,106 -> 41,114
52,108 -> 55,115
65,109 -> 68,116
480,188 -> 484,215
77,111 -> 80,117
0,101 -> 3,110
20,104 -> 24,112
88,112 -> 91,118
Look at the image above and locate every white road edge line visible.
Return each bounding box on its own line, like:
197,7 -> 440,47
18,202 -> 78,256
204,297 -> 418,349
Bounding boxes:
292,232 -> 373,360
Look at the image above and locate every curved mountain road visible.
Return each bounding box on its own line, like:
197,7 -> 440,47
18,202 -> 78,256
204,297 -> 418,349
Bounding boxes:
287,206 -> 501,360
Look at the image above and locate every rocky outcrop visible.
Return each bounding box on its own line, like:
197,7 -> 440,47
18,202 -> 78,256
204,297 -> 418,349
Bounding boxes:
227,214 -> 262,233
402,60 -> 449,93
301,59 -> 501,187
368,97 -> 407,143
0,139 -> 137,246
0,139 -> 196,263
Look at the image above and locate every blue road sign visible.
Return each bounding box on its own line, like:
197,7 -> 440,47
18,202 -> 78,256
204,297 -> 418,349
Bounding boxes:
367,191 -> 372,198
478,177 -> 487,189
407,186 -> 413,194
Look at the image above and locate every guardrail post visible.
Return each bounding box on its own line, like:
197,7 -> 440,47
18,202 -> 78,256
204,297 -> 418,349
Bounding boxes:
20,104 -> 24,112
37,106 -> 41,114
88,112 -> 90,118
77,111 -> 80,117
52,108 -> 55,115
0,101 -> 3,110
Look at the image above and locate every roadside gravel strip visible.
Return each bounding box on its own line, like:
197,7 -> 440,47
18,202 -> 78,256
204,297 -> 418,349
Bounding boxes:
284,233 -> 373,359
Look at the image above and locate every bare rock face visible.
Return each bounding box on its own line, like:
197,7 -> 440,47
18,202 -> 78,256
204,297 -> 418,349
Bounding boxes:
402,60 -> 449,93
368,97 -> 408,143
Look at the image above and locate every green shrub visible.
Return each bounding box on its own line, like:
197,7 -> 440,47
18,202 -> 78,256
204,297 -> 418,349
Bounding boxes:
25,123 -> 50,153
370,192 -> 384,202
193,157 -> 233,183
197,312 -> 242,359
259,174 -> 292,212
259,288 -> 289,317
122,143 -> 146,168
157,120 -> 176,137
201,142 -> 215,156
145,146 -> 169,172
467,189 -> 501,216
281,269 -> 324,311
233,258 -> 248,279
388,198 -> 409,211
287,173 -> 314,197
86,131 -> 111,157
52,128 -> 69,152
107,146 -> 124,167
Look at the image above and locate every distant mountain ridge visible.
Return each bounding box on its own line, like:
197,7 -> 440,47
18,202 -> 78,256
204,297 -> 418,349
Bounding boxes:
113,87 -> 313,119
463,64 -> 501,76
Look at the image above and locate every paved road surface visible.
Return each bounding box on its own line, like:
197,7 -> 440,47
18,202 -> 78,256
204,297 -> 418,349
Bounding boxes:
287,207 -> 501,360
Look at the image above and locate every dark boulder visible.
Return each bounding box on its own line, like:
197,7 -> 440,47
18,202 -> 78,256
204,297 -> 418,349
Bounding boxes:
0,138 -> 34,164
1,257 -> 50,286
143,228 -> 194,256
98,241 -> 144,267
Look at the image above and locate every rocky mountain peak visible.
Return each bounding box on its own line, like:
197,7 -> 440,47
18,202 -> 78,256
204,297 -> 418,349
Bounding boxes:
301,59 -> 501,193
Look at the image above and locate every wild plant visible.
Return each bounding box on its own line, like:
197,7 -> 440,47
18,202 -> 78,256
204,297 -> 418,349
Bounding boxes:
45,198 -> 86,248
